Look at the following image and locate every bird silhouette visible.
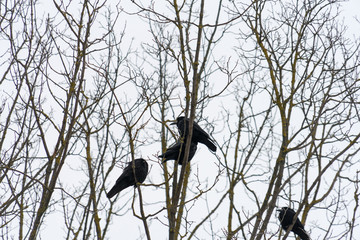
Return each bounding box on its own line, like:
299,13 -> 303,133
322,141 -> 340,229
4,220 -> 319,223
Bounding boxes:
172,116 -> 216,152
159,140 -> 198,165
277,207 -> 310,240
107,158 -> 148,199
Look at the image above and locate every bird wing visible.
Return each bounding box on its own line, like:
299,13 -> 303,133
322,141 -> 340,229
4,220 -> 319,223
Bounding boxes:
178,118 -> 210,138
115,162 -> 134,184
107,164 -> 133,198
285,208 -> 305,229
159,142 -> 182,160
188,141 -> 198,160
293,227 -> 310,240
134,159 -> 148,183
192,121 -> 210,138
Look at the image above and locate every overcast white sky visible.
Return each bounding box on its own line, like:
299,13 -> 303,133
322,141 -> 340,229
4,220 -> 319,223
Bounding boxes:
1,0 -> 360,239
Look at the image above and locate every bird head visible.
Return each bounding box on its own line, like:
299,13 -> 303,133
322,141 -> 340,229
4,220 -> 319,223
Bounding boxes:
276,208 -> 281,216
276,207 -> 286,219
170,116 -> 184,125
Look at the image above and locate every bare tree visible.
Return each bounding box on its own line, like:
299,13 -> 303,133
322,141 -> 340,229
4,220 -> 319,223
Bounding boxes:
1,0 -> 359,240
127,0 -> 246,239
0,0 -> 135,239
219,0 -> 360,239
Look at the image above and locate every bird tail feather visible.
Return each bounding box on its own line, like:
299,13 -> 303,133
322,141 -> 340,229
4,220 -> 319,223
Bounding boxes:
106,183 -> 127,199
205,139 -> 217,152
294,228 -> 310,240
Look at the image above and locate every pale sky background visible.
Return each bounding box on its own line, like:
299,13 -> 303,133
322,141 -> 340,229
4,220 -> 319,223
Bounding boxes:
1,0 -> 360,239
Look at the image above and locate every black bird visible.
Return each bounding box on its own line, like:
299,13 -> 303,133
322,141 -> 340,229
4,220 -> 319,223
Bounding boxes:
107,158 -> 148,199
172,116 -> 216,152
277,207 -> 310,240
159,140 -> 198,165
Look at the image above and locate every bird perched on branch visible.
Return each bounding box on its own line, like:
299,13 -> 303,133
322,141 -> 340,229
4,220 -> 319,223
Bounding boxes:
159,140 -> 198,165
107,158 -> 148,199
277,207 -> 310,240
171,116 -> 216,152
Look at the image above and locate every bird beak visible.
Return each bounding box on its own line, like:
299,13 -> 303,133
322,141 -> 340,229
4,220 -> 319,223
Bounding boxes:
170,120 -> 177,125
276,209 -> 281,212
